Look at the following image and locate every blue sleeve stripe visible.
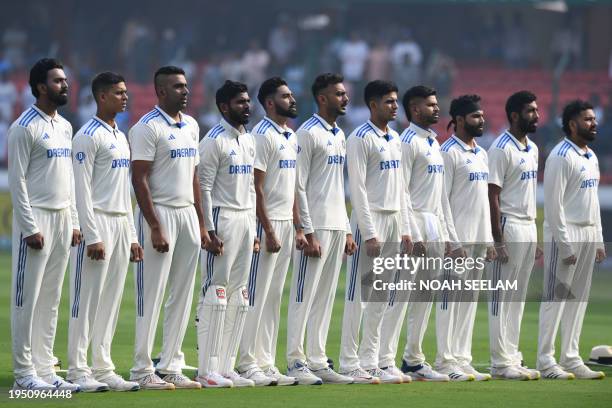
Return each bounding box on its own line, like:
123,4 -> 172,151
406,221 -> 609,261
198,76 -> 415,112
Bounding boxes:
18,109 -> 37,127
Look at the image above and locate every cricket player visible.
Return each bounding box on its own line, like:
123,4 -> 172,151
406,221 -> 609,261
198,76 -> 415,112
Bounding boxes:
66,72 -> 142,392
129,66 -> 205,390
236,77 -> 300,386
196,80 -> 259,388
338,80 -> 414,384
379,85 -> 465,382
488,90 -> 541,380
537,100 -> 606,380
9,58 -> 81,391
439,95 -> 496,381
287,73 -> 357,385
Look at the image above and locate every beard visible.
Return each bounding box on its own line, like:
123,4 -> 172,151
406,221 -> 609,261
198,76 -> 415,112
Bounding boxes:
276,102 -> 298,119
228,108 -> 249,125
465,121 -> 484,137
48,89 -> 68,106
578,125 -> 596,142
518,116 -> 537,133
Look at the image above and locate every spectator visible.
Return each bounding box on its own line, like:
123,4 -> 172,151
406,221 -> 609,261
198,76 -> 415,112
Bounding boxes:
268,14 -> 297,69
0,69 -> 16,122
390,29 -> 422,90
242,40 -> 270,90
366,38 -> 390,81
338,31 -> 369,84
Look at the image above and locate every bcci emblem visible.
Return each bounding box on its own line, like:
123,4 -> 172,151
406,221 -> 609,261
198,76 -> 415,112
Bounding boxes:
216,288 -> 226,299
75,152 -> 86,164
241,288 -> 249,300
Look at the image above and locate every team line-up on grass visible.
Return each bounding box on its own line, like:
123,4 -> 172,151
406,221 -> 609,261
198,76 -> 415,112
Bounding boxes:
8,57 -> 607,393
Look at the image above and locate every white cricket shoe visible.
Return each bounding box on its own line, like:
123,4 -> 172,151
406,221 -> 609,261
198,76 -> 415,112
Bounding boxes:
195,372 -> 233,388
287,362 -> 322,385
239,368 -> 277,386
366,367 -> 402,384
436,365 -> 475,382
70,375 -> 109,392
518,365 -> 540,380
99,373 -> 140,391
566,364 -> 605,380
161,373 -> 202,389
541,365 -> 575,380
312,367 -> 354,384
339,368 -> 380,384
491,366 -> 530,380
459,364 -> 491,381
13,375 -> 57,391
262,366 -> 298,386
41,374 -> 81,392
380,365 -> 412,383
402,362 -> 450,382
132,373 -> 175,390
224,371 -> 255,387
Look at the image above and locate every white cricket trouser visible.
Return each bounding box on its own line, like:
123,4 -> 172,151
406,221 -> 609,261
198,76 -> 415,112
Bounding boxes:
238,219 -> 293,372
286,229 -> 346,370
488,216 -> 536,368
130,204 -> 200,379
197,207 -> 254,375
378,211 -> 448,368
339,210 -> 400,372
435,244 -> 487,368
537,224 -> 597,371
67,212 -> 132,381
11,207 -> 72,379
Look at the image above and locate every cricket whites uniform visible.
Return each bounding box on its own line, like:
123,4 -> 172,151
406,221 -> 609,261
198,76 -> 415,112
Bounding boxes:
197,119 -> 256,378
379,123 -> 459,371
439,135 -> 493,369
67,117 -> 138,382
9,105 -> 79,379
339,121 -> 412,375
238,117 -> 296,373
287,114 -> 351,371
129,107 -> 201,379
487,131 -> 538,369
537,138 -> 603,371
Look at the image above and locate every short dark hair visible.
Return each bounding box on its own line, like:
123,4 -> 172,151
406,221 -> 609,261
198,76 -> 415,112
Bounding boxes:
448,94 -> 482,130
215,80 -> 248,112
91,72 -> 125,101
29,58 -> 64,98
257,77 -> 287,107
311,73 -> 344,100
402,85 -> 436,121
562,99 -> 594,136
505,90 -> 537,124
364,80 -> 398,106
153,65 -> 185,89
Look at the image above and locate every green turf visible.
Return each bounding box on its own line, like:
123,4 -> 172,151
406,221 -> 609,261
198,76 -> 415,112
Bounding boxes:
0,251 -> 611,407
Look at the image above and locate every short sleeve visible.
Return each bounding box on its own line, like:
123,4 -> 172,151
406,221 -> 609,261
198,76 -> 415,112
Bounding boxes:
129,122 -> 157,161
487,147 -> 507,188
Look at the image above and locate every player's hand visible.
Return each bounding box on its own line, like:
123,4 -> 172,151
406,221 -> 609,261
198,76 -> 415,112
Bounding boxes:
451,246 -> 467,259
24,232 -> 44,250
200,226 -> 211,250
130,243 -> 144,262
495,243 -> 509,264
535,246 -> 544,260
413,241 -> 426,257
563,254 -> 577,265
485,246 -> 497,262
444,241 -> 451,257
345,233 -> 357,256
265,230 -> 281,253
87,242 -> 105,261
304,233 -> 321,258
206,231 -> 224,256
253,237 -> 261,253
295,229 -> 308,251
365,237 -> 381,258
401,235 -> 413,255
71,229 -> 82,247
151,226 -> 170,253
596,248 -> 606,263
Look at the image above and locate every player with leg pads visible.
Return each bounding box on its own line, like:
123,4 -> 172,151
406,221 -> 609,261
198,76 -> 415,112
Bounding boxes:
439,95 -> 496,381
339,80 -> 415,384
537,100 -> 606,380
129,66 -> 206,390
488,91 -> 542,380
66,72 -> 142,392
9,58 -> 81,391
196,80 -> 259,388
236,77 -> 300,386
287,73 -> 357,385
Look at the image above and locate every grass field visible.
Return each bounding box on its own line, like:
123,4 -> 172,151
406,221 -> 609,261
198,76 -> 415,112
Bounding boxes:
0,250 -> 611,407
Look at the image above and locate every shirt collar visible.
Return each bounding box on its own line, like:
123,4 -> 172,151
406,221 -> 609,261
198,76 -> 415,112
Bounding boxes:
92,116 -> 118,134
451,135 -> 481,154
367,120 -> 394,141
31,104 -> 59,123
221,117 -> 247,138
409,122 -> 437,145
263,116 -> 292,136
155,105 -> 187,128
313,113 -> 340,135
504,130 -> 532,152
564,137 -> 592,159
